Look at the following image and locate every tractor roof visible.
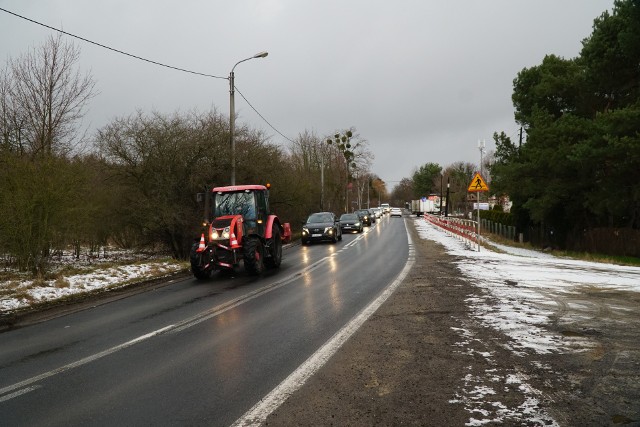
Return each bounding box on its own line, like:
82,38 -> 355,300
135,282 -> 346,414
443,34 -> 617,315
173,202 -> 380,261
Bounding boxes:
212,184 -> 267,193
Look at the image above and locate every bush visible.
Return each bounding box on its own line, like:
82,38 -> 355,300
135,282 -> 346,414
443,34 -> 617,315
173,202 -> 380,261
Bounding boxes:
480,209 -> 514,226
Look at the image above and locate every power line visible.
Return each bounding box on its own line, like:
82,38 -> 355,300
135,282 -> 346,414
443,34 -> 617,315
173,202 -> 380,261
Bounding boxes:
0,6 -> 298,144
0,7 -> 226,80
234,85 -> 296,144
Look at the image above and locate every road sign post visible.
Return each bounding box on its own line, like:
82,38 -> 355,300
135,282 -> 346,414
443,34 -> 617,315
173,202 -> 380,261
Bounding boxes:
467,172 -> 489,251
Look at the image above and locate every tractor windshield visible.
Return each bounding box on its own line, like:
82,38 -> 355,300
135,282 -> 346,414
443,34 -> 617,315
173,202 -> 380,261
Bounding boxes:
213,191 -> 256,219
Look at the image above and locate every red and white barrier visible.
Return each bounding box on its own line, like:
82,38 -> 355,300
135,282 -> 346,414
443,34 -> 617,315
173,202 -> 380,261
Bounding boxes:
423,214 -> 479,250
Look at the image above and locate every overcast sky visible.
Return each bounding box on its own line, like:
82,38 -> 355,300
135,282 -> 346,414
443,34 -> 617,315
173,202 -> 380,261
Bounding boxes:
1,1 -> 614,188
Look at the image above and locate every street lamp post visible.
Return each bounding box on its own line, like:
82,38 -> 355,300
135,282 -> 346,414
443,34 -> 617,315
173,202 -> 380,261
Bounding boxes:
229,51 -> 268,185
327,131 -> 357,213
477,139 -> 486,251
445,177 -> 450,217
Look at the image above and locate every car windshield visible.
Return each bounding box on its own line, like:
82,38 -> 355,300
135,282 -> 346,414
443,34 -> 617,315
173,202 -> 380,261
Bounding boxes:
356,210 -> 369,215
307,213 -> 333,223
340,214 -> 358,221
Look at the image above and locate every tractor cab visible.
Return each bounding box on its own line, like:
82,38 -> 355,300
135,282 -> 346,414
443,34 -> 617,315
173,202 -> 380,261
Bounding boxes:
211,186 -> 268,236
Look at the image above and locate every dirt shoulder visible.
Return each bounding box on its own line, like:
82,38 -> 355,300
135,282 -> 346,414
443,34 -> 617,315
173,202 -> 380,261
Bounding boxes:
264,220 -> 640,426
265,222 -> 484,425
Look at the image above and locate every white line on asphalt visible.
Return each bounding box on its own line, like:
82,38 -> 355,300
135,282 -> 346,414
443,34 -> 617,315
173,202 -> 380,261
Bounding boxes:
0,256 -> 331,399
232,222 -> 414,427
169,257 -> 329,333
0,325 -> 175,398
0,385 -> 41,403
1,221 -> 400,404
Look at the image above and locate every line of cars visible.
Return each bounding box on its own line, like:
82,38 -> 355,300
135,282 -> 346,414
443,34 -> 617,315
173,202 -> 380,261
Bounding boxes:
301,206 -> 400,245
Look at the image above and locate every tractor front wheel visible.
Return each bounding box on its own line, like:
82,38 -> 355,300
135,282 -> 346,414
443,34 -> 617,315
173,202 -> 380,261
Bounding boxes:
190,243 -> 211,280
243,236 -> 265,275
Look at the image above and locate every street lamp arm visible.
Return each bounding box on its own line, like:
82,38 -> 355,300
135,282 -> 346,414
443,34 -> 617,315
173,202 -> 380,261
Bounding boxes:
231,51 -> 269,74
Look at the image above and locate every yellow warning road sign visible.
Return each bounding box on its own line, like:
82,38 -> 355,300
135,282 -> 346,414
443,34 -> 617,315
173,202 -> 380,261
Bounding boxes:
468,172 -> 489,192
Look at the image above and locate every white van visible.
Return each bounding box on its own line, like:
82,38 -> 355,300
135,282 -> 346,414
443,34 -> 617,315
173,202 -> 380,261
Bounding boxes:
380,203 -> 390,214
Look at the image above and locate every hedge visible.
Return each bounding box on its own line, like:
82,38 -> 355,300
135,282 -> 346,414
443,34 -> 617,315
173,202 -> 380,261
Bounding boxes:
479,209 -> 514,226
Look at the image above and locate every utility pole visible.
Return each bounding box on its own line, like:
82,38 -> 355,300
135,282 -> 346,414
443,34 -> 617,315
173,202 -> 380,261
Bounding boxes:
477,139 -> 486,251
320,153 -> 324,210
445,177 -> 450,217
440,173 -> 443,215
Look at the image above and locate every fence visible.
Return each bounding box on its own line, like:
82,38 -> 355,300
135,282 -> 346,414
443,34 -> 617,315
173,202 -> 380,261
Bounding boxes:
481,219 -> 517,241
424,214 -> 479,250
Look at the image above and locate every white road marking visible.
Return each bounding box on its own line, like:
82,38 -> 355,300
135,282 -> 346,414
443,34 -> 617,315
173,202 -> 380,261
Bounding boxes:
0,385 -> 41,403
0,325 -> 175,398
1,220 -> 406,406
232,223 -> 414,427
0,256 -> 329,400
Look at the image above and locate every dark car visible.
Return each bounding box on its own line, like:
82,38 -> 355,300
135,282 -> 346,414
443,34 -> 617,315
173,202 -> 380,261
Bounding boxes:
367,209 -> 377,223
354,209 -> 374,226
339,213 -> 363,234
301,212 -> 343,244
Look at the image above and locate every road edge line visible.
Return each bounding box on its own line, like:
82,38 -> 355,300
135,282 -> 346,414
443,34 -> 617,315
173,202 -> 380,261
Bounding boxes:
232,221 -> 414,427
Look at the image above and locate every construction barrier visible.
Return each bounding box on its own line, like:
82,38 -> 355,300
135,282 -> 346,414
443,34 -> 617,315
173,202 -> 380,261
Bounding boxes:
424,214 -> 479,250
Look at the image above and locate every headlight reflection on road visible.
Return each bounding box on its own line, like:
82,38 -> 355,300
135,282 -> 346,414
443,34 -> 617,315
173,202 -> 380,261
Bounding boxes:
328,254 -> 337,272
301,247 -> 310,265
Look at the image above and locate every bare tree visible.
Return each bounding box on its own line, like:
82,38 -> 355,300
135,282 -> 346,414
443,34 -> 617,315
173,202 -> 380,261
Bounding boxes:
6,33 -> 96,158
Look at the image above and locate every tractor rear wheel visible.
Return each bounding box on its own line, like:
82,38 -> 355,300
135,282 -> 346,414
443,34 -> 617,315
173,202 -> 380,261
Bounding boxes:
265,227 -> 282,269
243,236 -> 265,275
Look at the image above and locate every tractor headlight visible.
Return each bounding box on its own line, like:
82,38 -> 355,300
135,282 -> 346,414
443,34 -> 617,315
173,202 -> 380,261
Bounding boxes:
211,227 -> 231,240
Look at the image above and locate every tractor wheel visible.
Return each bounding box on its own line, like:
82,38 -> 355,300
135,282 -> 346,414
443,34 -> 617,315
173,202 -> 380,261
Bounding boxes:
265,227 -> 282,269
243,236 -> 265,275
190,243 -> 211,280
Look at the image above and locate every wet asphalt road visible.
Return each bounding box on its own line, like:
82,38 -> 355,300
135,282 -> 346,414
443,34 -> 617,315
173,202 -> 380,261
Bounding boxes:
0,215 -> 409,426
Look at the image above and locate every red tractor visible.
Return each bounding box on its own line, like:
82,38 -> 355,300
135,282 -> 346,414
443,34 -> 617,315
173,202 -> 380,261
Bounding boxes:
190,184 -> 291,279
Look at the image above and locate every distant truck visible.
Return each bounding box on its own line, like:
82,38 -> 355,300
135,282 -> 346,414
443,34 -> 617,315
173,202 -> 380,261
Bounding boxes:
411,199 -> 437,216
380,203 -> 390,214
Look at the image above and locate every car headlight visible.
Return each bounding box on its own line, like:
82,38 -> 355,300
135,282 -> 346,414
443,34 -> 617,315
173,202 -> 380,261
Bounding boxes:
325,227 -> 333,234
355,222 -> 361,226
302,227 -> 309,235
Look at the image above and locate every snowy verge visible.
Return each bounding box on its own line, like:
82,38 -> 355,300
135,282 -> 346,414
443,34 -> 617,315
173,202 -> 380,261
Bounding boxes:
1,260 -> 187,314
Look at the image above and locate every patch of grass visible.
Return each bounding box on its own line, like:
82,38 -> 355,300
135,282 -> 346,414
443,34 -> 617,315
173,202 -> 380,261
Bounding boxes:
54,277 -> 70,289
31,276 -> 47,288
0,280 -> 26,300
483,231 -> 640,266
550,250 -> 640,267
11,290 -> 36,303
